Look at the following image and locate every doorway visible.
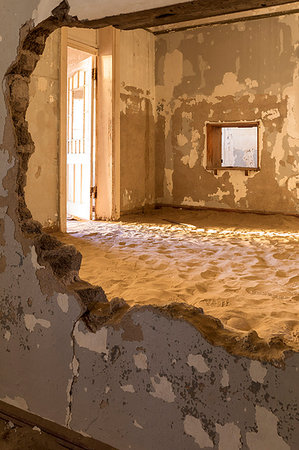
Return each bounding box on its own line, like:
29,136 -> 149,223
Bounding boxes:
66,46 -> 96,221
59,27 -> 121,232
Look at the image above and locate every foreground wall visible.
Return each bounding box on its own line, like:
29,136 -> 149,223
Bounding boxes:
155,14 -> 299,214
25,29 -> 61,230
0,2 -> 298,450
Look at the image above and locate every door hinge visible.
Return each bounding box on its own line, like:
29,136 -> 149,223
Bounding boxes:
92,67 -> 97,81
90,186 -> 97,199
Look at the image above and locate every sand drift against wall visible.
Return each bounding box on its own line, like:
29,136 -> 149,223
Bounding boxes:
53,208 -> 299,350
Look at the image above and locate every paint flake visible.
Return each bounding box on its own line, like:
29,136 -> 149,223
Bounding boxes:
24,314 -> 51,332
249,361 -> 267,384
184,415 -> 213,448
150,375 -> 175,403
57,293 -> 69,313
187,354 -> 209,373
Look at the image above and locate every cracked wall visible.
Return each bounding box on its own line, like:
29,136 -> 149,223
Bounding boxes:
155,14 -> 299,214
0,1 -> 299,450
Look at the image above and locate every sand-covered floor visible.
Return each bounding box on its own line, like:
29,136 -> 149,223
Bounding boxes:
53,208 -> 299,349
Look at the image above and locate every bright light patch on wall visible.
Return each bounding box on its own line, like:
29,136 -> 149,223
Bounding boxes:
102,55 -> 112,80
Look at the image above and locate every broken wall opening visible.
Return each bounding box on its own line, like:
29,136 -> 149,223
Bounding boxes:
2,2 -> 299,449
4,0 -> 299,369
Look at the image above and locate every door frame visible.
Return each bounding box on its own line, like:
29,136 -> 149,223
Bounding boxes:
59,27 -> 121,231
59,29 -> 98,231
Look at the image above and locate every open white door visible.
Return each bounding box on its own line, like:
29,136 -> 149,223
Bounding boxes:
67,47 -> 95,220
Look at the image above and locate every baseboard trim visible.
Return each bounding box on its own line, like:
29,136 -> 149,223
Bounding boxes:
0,400 -> 115,450
155,203 -> 299,218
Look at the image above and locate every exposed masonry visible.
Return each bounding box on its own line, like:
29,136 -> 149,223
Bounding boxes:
6,0 -> 294,361
1,1 -> 299,449
2,0 -> 296,379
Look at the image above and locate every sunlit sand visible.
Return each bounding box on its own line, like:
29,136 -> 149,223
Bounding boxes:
53,207 -> 299,349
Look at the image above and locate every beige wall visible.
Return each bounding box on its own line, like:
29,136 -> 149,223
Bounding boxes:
155,14 -> 299,214
25,15 -> 299,224
119,29 -> 155,213
25,29 -> 61,229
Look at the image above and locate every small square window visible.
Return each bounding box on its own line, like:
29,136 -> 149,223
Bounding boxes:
206,122 -> 259,170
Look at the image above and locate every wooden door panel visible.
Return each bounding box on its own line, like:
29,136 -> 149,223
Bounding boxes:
67,53 -> 94,219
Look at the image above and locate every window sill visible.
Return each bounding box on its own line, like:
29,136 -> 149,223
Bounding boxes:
207,167 -> 260,175
207,167 -> 260,171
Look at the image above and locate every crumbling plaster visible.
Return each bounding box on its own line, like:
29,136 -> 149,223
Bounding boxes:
155,14 -> 299,214
0,1 -> 298,450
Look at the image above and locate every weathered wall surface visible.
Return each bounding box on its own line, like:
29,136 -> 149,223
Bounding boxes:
71,307 -> 299,450
25,29 -> 61,230
155,15 -> 299,214
120,29 -> 155,213
0,2 -> 299,450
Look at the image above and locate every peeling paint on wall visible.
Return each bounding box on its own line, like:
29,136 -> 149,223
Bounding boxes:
155,15 -> 299,214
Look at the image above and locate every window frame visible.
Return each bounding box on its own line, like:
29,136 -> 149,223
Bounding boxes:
206,121 -> 260,171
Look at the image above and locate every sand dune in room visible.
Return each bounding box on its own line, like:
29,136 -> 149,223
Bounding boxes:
53,207 -> 299,350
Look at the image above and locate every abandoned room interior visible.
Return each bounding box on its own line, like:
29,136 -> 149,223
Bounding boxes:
0,0 -> 299,449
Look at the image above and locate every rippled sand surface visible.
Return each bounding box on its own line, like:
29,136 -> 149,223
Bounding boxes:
53,207 -> 299,349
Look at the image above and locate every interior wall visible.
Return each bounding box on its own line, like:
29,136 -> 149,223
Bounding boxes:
119,29 -> 155,213
95,26 -> 120,220
1,2 -> 299,450
155,14 -> 299,214
25,29 -> 61,230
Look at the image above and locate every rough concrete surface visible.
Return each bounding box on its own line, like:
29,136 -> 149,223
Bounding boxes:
0,1 -> 298,449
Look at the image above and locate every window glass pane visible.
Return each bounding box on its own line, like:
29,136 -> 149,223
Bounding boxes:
221,127 -> 258,168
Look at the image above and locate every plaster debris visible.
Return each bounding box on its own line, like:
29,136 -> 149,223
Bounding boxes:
210,187 -> 230,201
220,369 -> 229,387
31,246 -> 45,270
120,384 -> 135,393
0,150 -> 14,197
246,406 -> 290,450
229,172 -> 249,203
1,396 -> 28,411
164,168 -> 173,196
74,322 -> 108,356
216,422 -> 241,450
133,352 -> 148,370
32,426 -> 41,433
150,375 -> 175,403
181,197 -> 205,207
57,293 -> 69,313
24,314 -> 51,333
133,420 -> 143,429
249,361 -> 267,384
213,72 -> 245,97
187,354 -> 209,373
32,0 -> 59,25
177,133 -> 188,147
181,147 -> 198,169
71,356 -> 80,377
163,49 -> 183,97
262,108 -> 280,120
4,330 -> 11,341
184,415 -> 213,448
37,77 -> 47,92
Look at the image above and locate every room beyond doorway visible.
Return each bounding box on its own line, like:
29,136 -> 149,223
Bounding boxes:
66,46 -> 96,221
